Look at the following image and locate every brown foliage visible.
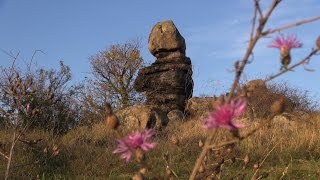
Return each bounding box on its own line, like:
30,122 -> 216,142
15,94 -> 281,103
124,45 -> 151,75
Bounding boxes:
89,39 -> 144,109
244,81 -> 318,119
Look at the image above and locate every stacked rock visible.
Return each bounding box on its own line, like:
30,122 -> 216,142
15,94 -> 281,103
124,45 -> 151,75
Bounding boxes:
134,20 -> 193,113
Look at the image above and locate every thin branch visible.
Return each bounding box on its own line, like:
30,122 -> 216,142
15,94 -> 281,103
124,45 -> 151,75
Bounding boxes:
250,2 -> 258,42
26,49 -> 45,72
5,131 -> 17,180
189,131 -> 216,180
265,48 -> 319,82
254,0 -> 263,19
0,151 -> 9,160
0,49 -> 17,59
251,143 -> 278,180
262,16 -> 320,36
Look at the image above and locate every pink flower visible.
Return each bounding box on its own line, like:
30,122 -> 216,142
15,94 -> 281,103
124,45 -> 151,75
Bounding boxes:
268,34 -> 302,51
113,129 -> 157,162
204,99 -> 247,130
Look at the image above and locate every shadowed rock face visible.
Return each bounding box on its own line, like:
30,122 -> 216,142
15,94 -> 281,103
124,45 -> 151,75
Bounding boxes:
134,20 -> 193,114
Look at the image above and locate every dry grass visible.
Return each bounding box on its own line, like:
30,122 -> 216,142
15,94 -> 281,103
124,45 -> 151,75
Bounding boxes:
0,113 -> 320,179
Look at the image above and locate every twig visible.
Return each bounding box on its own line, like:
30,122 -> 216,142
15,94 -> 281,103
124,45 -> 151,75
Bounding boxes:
279,157 -> 292,180
5,131 -> 17,180
0,151 -> 9,160
250,1 -> 258,42
254,0 -> 263,19
262,16 -> 320,36
189,131 -> 216,180
265,48 -> 319,82
251,143 -> 279,180
163,152 -> 179,179
26,49 -> 44,72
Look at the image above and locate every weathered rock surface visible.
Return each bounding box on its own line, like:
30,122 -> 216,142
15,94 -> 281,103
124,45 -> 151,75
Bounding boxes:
148,20 -> 186,58
116,105 -> 168,130
134,20 -> 193,114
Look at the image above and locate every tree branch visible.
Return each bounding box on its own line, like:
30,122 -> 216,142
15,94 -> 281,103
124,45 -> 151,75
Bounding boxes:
265,48 -> 319,82
262,16 -> 320,36
0,151 -> 9,160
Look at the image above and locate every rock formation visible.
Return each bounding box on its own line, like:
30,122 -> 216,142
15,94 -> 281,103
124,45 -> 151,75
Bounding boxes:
116,105 -> 168,130
134,20 -> 193,114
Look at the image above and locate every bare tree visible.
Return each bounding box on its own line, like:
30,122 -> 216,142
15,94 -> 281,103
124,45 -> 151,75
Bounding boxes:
0,53 -> 81,179
89,39 -> 144,109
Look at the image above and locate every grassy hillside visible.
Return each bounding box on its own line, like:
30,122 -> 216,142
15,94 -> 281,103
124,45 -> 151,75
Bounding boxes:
1,112 -> 320,179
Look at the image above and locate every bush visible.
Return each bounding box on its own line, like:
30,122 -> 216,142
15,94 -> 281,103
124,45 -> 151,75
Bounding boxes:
244,81 -> 318,120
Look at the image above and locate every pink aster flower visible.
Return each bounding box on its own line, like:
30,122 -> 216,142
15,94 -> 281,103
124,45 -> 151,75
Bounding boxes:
268,34 -> 302,51
204,99 -> 247,130
113,129 -> 157,162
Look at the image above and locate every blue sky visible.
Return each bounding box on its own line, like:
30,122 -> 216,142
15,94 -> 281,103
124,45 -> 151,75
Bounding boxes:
0,0 -> 319,100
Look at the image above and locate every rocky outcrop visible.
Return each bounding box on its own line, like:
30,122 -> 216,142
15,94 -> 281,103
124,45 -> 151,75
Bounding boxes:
134,20 -> 193,114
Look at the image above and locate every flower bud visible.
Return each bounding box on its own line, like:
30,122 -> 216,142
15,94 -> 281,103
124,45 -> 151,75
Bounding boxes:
280,47 -> 291,70
199,165 -> 205,173
198,139 -> 204,148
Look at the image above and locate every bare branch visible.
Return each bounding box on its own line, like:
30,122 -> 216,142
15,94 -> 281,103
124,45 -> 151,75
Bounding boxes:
251,143 -> 278,179
254,0 -> 263,19
249,2 -> 258,41
26,49 -> 45,72
0,151 -> 9,160
262,16 -> 320,36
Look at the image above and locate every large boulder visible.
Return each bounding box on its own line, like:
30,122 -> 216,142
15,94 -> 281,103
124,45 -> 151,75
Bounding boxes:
148,20 -> 186,58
